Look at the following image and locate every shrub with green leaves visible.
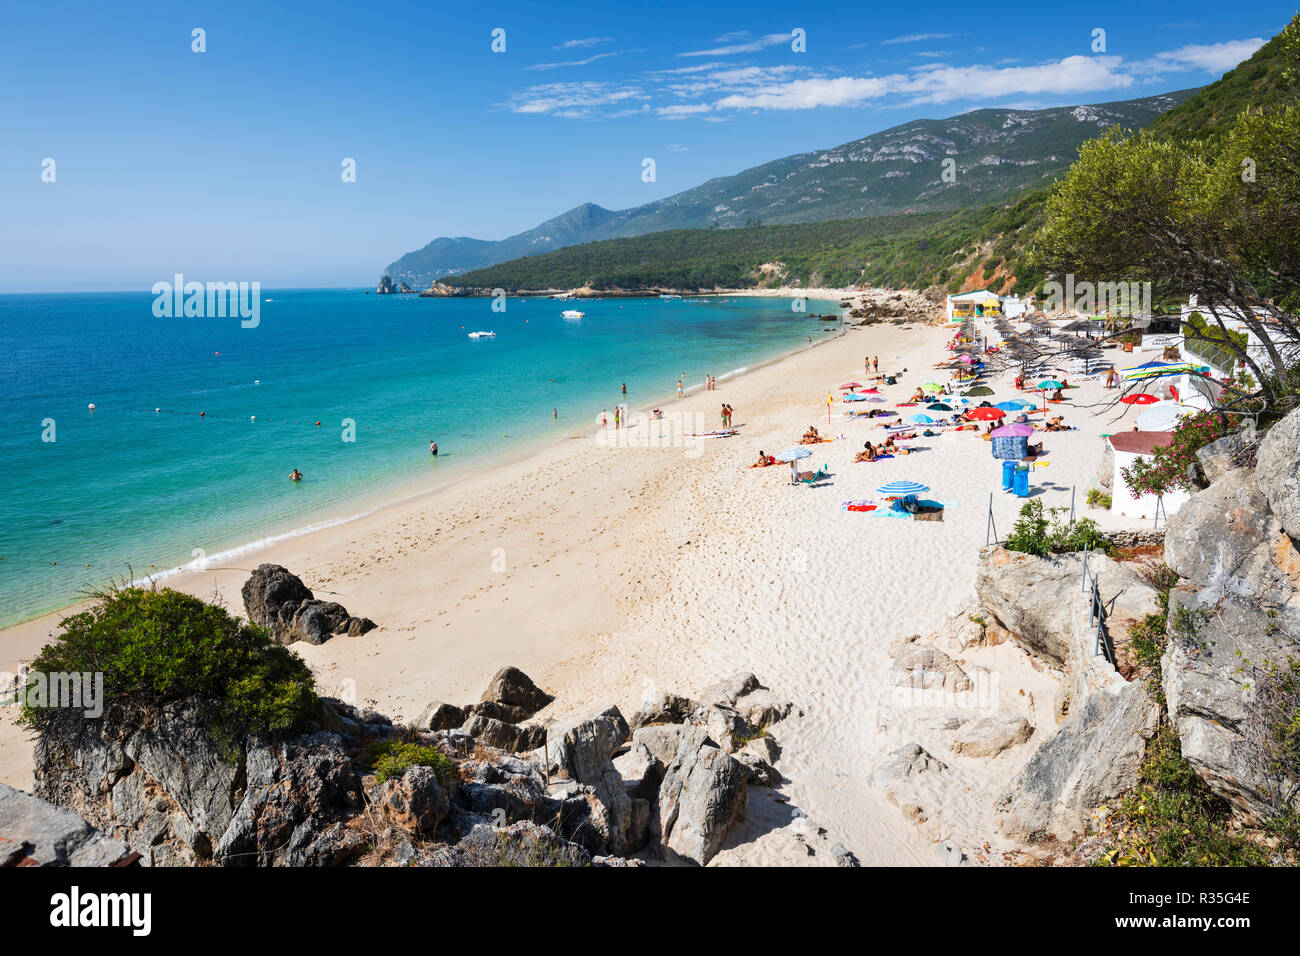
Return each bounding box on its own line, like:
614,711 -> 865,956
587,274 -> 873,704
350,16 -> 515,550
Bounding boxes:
1095,726 -> 1271,866
367,741 -> 454,786
1003,500 -> 1114,557
20,587 -> 317,754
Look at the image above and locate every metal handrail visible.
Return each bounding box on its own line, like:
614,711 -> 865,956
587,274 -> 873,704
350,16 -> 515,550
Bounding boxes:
1084,558 -> 1118,670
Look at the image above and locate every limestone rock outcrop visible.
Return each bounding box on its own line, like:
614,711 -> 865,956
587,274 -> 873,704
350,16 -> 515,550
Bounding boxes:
241,564 -> 376,645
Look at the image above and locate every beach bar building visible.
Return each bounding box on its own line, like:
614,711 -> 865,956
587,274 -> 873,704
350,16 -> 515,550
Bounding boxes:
946,290 -> 1003,322
1106,431 -> 1191,521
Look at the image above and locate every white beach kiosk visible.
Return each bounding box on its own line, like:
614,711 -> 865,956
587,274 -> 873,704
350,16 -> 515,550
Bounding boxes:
1106,431 -> 1191,521
946,290 -> 1003,322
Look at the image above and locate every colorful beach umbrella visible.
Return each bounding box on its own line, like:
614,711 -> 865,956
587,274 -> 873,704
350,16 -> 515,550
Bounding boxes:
775,447 -> 812,462
991,423 -> 1035,437
1036,380 -> 1064,390
867,396 -> 887,403
842,392 -> 869,402
877,480 -> 930,495
994,402 -> 1022,411
921,383 -> 943,393
967,407 -> 1006,421
956,354 -> 976,364
1120,393 -> 1159,405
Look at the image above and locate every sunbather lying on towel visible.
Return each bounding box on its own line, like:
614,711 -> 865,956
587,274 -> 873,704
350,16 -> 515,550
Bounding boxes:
749,450 -> 778,467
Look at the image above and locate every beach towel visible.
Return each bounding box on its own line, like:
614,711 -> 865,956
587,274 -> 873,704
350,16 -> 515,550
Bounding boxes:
854,453 -> 894,462
841,500 -> 878,512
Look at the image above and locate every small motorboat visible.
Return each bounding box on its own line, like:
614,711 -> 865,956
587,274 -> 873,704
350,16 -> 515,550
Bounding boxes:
561,310 -> 585,319
468,330 -> 496,339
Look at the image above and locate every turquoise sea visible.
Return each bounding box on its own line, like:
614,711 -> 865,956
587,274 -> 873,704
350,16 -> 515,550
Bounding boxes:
0,289 -> 834,628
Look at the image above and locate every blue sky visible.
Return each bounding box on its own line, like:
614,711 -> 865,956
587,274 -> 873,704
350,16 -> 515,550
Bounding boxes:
0,0 -> 1291,292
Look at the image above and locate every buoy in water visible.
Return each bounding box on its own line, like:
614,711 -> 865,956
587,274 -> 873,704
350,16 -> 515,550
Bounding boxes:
200,411 -> 206,417
88,403 -> 95,411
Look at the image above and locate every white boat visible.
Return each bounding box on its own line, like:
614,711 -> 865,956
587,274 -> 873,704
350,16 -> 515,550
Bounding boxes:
660,294 -> 682,300
561,310 -> 585,319
467,330 -> 496,339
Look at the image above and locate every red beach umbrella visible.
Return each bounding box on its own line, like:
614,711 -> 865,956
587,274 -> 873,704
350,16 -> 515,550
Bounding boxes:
967,407 -> 1006,421
1120,393 -> 1159,405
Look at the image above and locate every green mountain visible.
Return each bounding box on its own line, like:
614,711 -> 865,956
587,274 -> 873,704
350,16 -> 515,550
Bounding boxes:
1145,28 -> 1294,140
444,26 -> 1298,298
386,90 -> 1196,287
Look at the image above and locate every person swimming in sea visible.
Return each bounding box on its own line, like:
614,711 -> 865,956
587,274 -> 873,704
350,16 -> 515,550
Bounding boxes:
289,469 -> 303,481
429,441 -> 438,456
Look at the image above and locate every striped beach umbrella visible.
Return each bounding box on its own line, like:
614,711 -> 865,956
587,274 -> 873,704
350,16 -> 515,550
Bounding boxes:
877,480 -> 930,495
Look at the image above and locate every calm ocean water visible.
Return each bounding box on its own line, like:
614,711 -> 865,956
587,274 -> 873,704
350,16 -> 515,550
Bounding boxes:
0,289 -> 833,627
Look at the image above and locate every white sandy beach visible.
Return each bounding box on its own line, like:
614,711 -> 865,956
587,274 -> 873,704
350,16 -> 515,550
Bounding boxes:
0,295 -> 1160,865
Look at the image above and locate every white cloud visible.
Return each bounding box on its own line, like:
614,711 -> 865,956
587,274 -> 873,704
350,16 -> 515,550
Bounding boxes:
557,37 -> 613,49
527,51 -> 631,71
714,55 -> 1135,110
657,104 -> 713,119
504,81 -> 648,117
679,33 -> 789,57
503,35 -> 1267,119
1150,38 -> 1264,73
882,32 -> 959,45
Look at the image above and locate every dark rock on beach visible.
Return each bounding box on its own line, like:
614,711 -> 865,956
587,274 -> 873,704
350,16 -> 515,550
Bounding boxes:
241,563 -> 376,645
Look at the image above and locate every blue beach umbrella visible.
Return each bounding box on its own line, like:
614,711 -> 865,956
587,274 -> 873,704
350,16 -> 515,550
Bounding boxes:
842,392 -> 869,402
877,480 -> 930,496
995,401 -> 1024,411
910,414 -> 934,424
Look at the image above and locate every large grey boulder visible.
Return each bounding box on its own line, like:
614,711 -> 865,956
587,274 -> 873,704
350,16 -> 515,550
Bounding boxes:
977,547 -> 1159,668
533,706 -> 641,855
890,635 -> 972,691
479,666 -> 554,721
412,700 -> 468,732
657,726 -> 748,866
365,766 -> 449,837
1161,461 -> 1300,819
950,715 -> 1033,758
241,564 -> 375,645
0,782 -> 135,866
459,715 -> 546,753
999,680 -> 1158,841
1255,405 -> 1300,538
1190,432 -> 1245,488
1163,469 -> 1292,606
632,723 -> 686,766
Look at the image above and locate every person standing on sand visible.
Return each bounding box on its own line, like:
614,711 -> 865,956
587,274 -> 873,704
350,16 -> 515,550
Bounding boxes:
601,409 -> 608,428
677,382 -> 683,399
615,406 -> 621,429
873,356 -> 879,372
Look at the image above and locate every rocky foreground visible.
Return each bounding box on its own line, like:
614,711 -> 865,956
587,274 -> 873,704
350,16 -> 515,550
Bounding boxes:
875,405 -> 1300,861
23,621 -> 813,866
